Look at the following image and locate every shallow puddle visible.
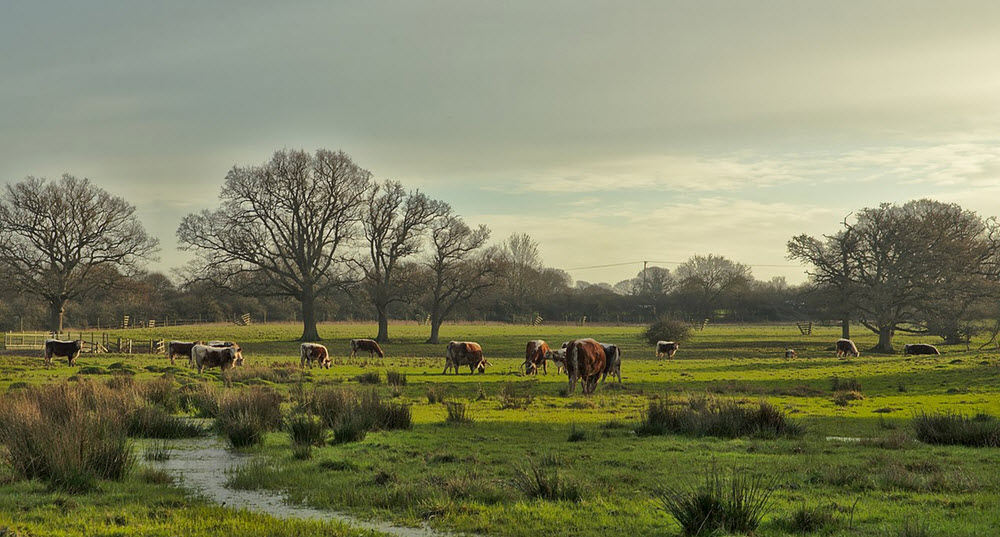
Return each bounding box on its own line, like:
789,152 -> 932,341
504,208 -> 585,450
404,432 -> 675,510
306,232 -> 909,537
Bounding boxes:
152,437 -> 449,537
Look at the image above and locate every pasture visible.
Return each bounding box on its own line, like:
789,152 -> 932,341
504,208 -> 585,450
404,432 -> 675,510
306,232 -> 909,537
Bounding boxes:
1,322 -> 999,536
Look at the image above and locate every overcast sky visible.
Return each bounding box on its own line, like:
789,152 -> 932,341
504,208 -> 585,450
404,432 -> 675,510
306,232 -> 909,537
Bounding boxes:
3,1 -> 1000,285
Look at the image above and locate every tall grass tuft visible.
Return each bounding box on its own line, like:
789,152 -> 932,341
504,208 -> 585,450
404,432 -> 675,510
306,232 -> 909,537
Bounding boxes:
386,371 -> 407,387
498,382 -> 533,410
657,465 -> 776,536
0,382 -> 136,492
512,458 -> 582,502
781,504 -> 838,534
831,376 -> 862,392
445,402 -> 473,424
636,397 -> 803,438
310,387 -> 410,444
179,382 -> 219,418
288,413 -> 326,447
354,372 -> 381,385
913,411 -> 1000,447
426,386 -> 445,404
139,375 -> 181,413
216,387 -> 284,448
128,405 -> 206,438
143,441 -> 171,461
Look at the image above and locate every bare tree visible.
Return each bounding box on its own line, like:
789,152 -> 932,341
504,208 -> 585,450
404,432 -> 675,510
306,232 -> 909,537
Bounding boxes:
789,200 -> 1000,352
787,216 -> 859,338
675,254 -> 752,319
423,210 -> 494,343
360,181 -> 447,342
0,175 -> 159,331
177,149 -> 370,341
499,233 -> 544,315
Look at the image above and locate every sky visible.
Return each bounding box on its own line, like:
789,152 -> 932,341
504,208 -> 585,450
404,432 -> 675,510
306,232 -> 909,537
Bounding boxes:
3,1 -> 1000,286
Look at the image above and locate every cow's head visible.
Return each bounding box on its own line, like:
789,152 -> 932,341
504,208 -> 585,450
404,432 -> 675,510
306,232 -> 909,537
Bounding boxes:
475,358 -> 492,374
545,348 -> 566,365
232,348 -> 245,367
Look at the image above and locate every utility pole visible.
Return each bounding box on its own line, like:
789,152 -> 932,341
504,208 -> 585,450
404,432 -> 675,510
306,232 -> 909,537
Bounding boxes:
642,260 -> 648,294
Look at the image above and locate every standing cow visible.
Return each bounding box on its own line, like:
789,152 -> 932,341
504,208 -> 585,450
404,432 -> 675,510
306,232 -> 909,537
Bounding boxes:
191,341 -> 240,367
904,343 -> 940,356
522,339 -> 551,375
545,347 -> 567,374
191,344 -> 244,373
301,342 -> 331,369
656,341 -> 679,359
444,341 -> 491,374
564,338 -> 606,395
784,349 -> 797,358
599,343 -> 622,383
166,340 -> 203,365
835,339 -> 860,357
350,339 -> 385,359
44,339 -> 83,366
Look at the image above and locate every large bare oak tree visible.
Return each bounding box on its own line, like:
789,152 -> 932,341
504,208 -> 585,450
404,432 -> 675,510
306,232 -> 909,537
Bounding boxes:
0,175 -> 159,331
177,149 -> 370,341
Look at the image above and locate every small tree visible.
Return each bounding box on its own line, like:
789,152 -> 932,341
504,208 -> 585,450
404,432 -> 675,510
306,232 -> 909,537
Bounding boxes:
643,316 -> 692,345
0,175 -> 159,331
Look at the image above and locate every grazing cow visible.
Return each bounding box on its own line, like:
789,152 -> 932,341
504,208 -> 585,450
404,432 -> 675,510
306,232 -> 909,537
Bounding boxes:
191,341 -> 240,367
443,341 -> 491,374
785,349 -> 797,358
300,342 -> 331,369
599,343 -> 621,383
545,348 -> 568,374
656,341 -> 679,359
166,340 -> 202,365
350,339 -> 384,359
564,338 -> 606,395
904,343 -> 940,356
835,338 -> 860,357
191,344 -> 244,373
44,339 -> 83,366
522,340 -> 551,375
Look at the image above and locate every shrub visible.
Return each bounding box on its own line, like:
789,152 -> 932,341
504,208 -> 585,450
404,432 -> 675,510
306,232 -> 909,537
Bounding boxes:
643,316 -> 691,345
636,397 -> 803,438
354,372 -> 381,385
445,402 -> 473,424
913,411 -> 1000,447
657,465 -> 776,536
831,376 -> 862,392
512,458 -> 582,502
128,405 -> 206,439
288,413 -> 326,447
498,382 -> 533,410
216,387 -> 284,448
386,371 -> 407,387
0,382 -> 135,492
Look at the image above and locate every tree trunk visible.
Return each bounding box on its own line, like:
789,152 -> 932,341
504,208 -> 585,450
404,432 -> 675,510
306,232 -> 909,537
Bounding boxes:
300,292 -> 320,341
376,308 -> 389,343
841,315 -> 850,339
875,325 -> 894,353
427,315 -> 442,344
49,299 -> 67,333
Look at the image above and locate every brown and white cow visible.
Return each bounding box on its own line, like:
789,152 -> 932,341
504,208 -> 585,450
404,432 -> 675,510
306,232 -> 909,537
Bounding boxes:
167,340 -> 203,365
784,349 -> 797,358
835,338 -> 860,357
444,341 -> 491,374
522,339 -> 551,375
904,343 -> 940,356
599,343 -> 622,383
191,341 -> 241,367
192,344 -> 244,373
44,339 -> 82,366
564,338 -> 606,395
656,341 -> 679,359
350,339 -> 384,359
545,347 -> 568,374
301,342 -> 331,369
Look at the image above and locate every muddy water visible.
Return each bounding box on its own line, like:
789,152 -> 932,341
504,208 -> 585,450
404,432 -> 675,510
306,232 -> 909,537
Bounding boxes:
152,437 -> 449,537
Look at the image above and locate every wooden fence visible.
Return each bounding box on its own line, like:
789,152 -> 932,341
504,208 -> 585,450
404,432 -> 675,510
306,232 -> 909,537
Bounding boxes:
3,331 -> 164,355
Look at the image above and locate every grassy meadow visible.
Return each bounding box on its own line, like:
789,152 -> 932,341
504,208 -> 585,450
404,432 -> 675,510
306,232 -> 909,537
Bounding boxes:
1,321 -> 1000,536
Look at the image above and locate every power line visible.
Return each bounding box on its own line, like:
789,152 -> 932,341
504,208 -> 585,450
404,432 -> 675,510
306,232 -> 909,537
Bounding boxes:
565,260 -> 804,271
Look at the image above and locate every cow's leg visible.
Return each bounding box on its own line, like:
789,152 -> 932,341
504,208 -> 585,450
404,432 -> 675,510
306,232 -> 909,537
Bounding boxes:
169,352 -> 175,365
542,360 -> 547,375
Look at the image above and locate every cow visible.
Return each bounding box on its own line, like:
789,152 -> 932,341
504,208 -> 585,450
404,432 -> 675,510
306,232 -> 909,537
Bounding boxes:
545,347 -> 568,374
785,349 -> 797,358
44,339 -> 82,366
521,340 -> 551,375
191,341 -> 240,367
443,341 -> 491,374
835,338 -> 860,358
166,340 -> 203,365
904,343 -> 940,356
191,344 -> 244,373
301,342 -> 331,369
599,343 -> 621,383
564,338 -> 606,395
656,341 -> 679,359
350,339 -> 384,359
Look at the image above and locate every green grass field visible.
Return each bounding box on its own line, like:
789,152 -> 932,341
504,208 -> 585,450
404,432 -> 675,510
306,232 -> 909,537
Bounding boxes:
2,321 -> 1000,536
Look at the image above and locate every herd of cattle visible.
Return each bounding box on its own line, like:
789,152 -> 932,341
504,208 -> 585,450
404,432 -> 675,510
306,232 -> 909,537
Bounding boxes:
39,335 -> 942,392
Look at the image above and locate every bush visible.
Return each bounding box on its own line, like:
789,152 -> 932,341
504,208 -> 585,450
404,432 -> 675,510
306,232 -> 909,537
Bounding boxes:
0,382 -> 136,492
386,371 -> 407,387
913,411 -> 1000,447
354,372 -> 381,385
512,458 -> 581,502
658,465 -> 775,536
636,397 -> 803,438
216,387 -> 284,448
288,413 -> 326,447
128,405 -> 206,438
643,316 -> 692,345
445,402 -> 473,424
